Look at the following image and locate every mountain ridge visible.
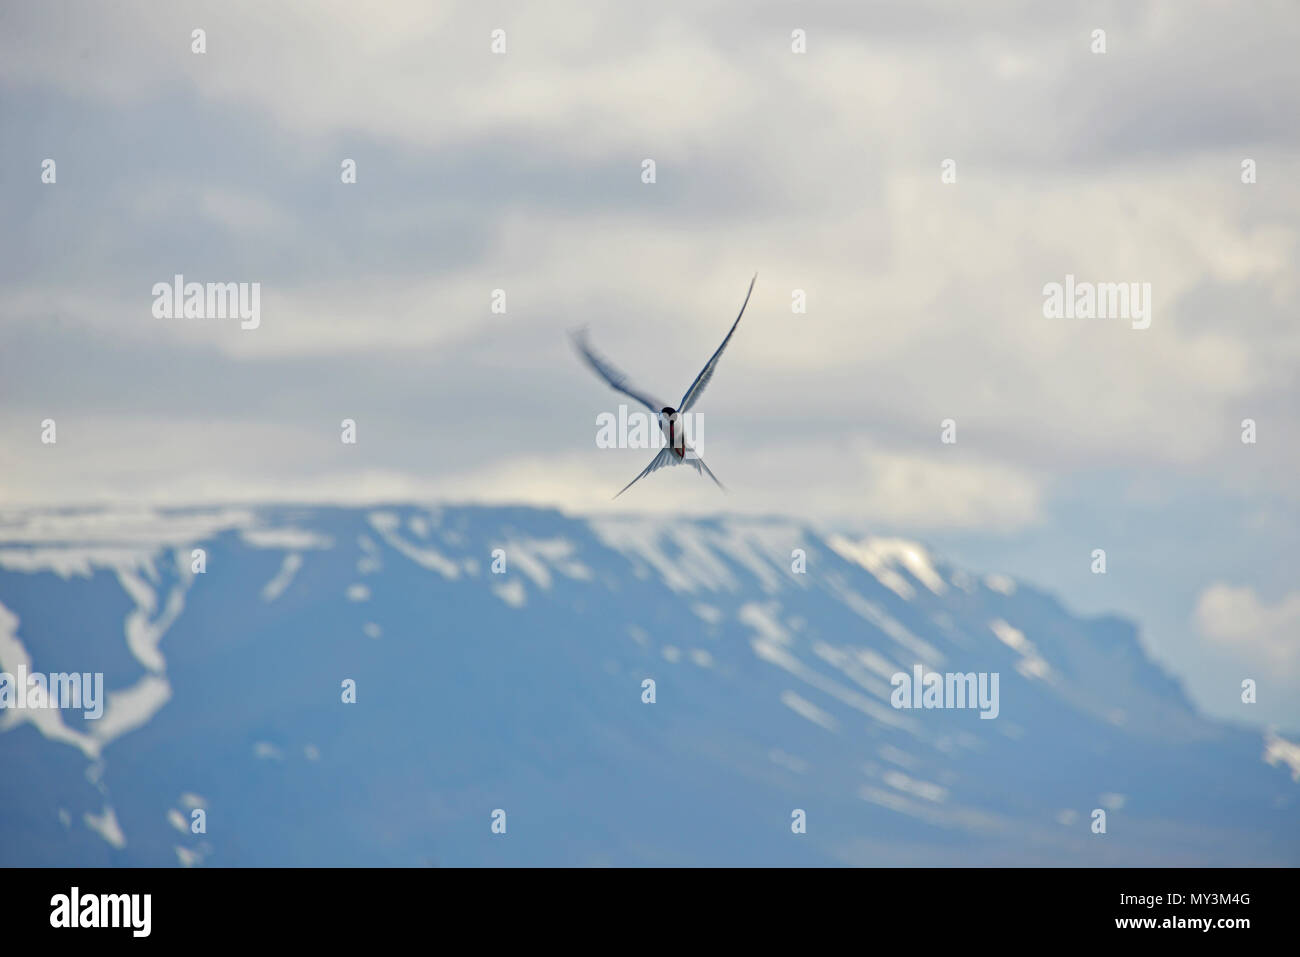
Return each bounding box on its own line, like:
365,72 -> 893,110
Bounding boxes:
1,503 -> 1296,866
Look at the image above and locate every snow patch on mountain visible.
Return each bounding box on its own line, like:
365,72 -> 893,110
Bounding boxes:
84,804 -> 126,849
92,675 -> 173,743
1265,731 -> 1300,781
0,601 -> 101,760
493,580 -> 527,608
261,553 -> 303,602
493,538 -> 592,590
0,507 -> 252,546
0,547 -> 152,578
117,561 -> 190,674
826,534 -> 917,599
591,518 -> 737,593
985,574 -> 1017,596
781,690 -> 839,731
368,511 -> 460,579
990,618 -> 1053,681
241,527 -> 332,550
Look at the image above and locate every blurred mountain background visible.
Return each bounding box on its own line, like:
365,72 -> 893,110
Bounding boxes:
1,504 -> 1295,866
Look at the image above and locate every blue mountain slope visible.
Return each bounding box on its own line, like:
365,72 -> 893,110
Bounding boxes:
0,504 -> 1295,866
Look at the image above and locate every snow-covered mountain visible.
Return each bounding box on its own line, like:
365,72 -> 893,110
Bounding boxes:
1,504 -> 1296,866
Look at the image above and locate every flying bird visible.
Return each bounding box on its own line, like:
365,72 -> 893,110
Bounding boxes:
573,274 -> 756,498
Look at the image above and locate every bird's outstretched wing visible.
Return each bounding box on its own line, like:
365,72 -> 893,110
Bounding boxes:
613,447 -> 676,499
678,274 -> 756,414
572,329 -> 664,415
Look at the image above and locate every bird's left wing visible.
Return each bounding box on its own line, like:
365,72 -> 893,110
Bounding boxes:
678,273 -> 756,414
572,329 -> 664,415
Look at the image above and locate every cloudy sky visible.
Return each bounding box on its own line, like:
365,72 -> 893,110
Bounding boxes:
1,0 -> 1297,726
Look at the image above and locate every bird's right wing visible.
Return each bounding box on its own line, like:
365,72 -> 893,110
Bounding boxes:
613,447 -> 676,499
572,329 -> 664,415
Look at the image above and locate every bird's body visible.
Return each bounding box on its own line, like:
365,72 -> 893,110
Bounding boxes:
660,407 -> 683,459
573,275 -> 756,498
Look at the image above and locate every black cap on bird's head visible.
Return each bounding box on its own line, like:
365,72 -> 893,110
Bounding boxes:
660,406 -> 677,417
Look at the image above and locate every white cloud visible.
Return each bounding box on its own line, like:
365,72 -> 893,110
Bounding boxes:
1195,584 -> 1300,676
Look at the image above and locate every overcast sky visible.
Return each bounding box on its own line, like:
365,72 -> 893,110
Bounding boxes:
1,0 -> 1298,726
